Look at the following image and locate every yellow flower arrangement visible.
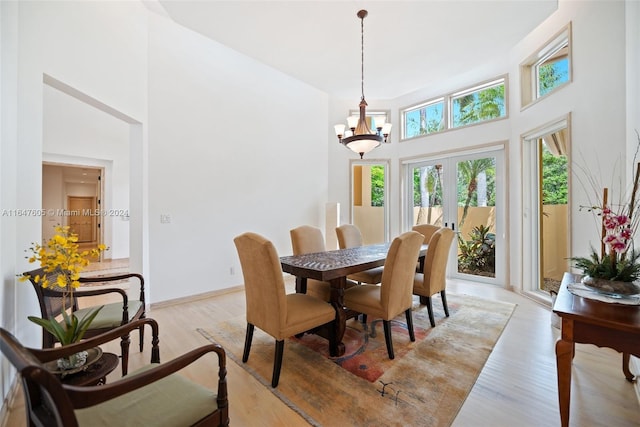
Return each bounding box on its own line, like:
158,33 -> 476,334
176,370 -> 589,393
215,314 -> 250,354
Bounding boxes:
20,225 -> 107,345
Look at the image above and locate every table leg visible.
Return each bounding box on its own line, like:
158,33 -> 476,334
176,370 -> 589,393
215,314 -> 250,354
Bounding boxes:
556,338 -> 573,427
295,277 -> 307,294
623,353 -> 636,382
328,277 -> 347,357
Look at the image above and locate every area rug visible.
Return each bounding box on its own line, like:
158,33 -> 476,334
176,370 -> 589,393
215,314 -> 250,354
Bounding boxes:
197,293 -> 515,427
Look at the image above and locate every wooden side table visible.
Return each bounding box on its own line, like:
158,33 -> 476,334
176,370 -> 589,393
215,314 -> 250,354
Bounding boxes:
55,352 -> 119,386
553,272 -> 640,427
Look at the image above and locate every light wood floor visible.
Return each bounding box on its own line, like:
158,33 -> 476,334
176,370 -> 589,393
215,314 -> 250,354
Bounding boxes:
3,262 -> 640,426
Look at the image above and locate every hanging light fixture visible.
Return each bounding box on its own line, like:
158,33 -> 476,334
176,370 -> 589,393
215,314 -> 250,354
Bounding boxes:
334,10 -> 392,159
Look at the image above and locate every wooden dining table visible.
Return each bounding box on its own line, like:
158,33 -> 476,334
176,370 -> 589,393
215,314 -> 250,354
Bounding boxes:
280,242 -> 427,357
553,272 -> 640,427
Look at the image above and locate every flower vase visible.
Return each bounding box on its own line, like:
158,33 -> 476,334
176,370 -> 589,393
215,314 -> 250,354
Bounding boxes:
581,275 -> 640,297
56,350 -> 89,370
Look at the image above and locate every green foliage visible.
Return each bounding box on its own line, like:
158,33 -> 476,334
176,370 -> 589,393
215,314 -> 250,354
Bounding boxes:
28,306 -> 103,346
454,84 -> 505,127
542,145 -> 568,205
458,225 -> 496,275
570,248 -> 640,282
538,58 -> 569,96
371,165 -> 385,207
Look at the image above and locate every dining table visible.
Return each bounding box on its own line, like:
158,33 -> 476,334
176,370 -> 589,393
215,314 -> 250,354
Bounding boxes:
280,242 -> 427,357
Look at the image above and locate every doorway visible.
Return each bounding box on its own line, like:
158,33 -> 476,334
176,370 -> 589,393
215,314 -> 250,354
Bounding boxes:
350,160 -> 389,244
404,145 -> 506,285
522,116 -> 571,295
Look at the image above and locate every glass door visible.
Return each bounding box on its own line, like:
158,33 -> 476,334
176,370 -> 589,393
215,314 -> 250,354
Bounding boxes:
522,117 -> 571,295
405,147 -> 505,285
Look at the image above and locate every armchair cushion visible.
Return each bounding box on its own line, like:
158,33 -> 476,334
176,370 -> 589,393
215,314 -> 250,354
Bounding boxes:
75,364 -> 218,427
73,300 -> 144,329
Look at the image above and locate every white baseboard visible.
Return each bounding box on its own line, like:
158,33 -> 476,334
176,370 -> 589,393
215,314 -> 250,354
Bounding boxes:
632,355 -> 640,404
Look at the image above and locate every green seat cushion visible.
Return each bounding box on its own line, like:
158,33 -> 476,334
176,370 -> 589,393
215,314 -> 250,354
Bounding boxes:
75,364 -> 218,426
73,300 -> 143,329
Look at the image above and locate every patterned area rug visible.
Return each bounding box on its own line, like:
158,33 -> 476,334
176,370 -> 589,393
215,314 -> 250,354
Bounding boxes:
198,293 -> 515,427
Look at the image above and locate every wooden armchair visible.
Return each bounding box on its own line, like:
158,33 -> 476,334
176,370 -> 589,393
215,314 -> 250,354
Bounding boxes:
0,318 -> 229,427
24,267 -> 146,375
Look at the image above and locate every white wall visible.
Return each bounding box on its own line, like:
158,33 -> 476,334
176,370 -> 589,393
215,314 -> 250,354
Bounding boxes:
147,13 -> 328,301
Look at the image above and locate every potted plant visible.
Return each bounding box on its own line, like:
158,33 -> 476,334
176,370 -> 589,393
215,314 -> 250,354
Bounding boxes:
571,139 -> 640,296
20,225 -> 107,368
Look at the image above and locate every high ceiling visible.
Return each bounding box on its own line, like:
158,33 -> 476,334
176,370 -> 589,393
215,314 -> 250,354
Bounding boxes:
155,0 -> 558,100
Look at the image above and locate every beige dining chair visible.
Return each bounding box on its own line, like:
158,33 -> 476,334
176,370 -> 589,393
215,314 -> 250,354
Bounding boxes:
234,232 -> 337,387
343,231 -> 424,359
412,223 -> 440,272
290,225 -> 356,301
413,227 -> 456,327
335,224 -> 384,284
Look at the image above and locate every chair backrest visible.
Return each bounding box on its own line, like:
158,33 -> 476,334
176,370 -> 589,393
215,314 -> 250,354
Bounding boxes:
0,327 -> 79,427
24,267 -> 77,320
380,231 -> 424,315
290,225 -> 325,255
234,232 -> 288,336
335,224 -> 363,249
412,224 -> 440,244
421,227 -> 456,293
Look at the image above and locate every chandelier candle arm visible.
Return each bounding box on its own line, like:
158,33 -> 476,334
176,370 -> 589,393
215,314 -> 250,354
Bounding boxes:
333,9 -> 391,159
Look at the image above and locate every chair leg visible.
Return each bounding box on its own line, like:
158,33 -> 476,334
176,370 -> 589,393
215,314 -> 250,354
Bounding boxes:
272,340 -> 284,388
242,323 -> 254,363
441,290 -> 450,317
405,308 -> 416,342
382,320 -> 394,360
361,314 -> 368,325
426,296 -> 436,327
120,333 -> 131,376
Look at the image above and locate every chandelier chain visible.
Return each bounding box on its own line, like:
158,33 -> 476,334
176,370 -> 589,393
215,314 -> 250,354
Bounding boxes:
360,13 -> 365,100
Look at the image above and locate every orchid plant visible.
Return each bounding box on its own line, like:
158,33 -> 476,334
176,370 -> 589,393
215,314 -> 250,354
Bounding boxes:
571,132 -> 640,283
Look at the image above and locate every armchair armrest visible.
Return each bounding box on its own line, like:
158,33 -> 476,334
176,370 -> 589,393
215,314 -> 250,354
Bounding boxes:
65,343 -> 226,409
29,318 -> 160,364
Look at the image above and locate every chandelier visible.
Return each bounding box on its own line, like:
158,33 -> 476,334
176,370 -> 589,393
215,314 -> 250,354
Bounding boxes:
334,10 -> 392,159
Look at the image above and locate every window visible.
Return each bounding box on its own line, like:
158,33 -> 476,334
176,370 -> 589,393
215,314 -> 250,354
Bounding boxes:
402,99 -> 445,139
536,45 -> 570,98
451,79 -> 506,128
400,76 -> 507,140
521,23 -> 572,108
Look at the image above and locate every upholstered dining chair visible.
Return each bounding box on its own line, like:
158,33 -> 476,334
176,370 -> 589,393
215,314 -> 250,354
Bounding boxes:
335,224 -> 384,284
234,232 -> 337,387
413,227 -> 456,327
24,267 -> 145,376
0,318 -> 229,427
343,231 -> 424,359
412,223 -> 440,272
290,225 -> 356,300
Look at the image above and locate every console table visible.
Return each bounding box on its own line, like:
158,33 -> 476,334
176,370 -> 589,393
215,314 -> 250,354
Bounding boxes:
553,272 -> 640,427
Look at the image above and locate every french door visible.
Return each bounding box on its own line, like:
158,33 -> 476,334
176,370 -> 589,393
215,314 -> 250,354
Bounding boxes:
404,146 -> 505,285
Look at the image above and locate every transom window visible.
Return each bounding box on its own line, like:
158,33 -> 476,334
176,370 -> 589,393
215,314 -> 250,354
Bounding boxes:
401,77 -> 507,141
